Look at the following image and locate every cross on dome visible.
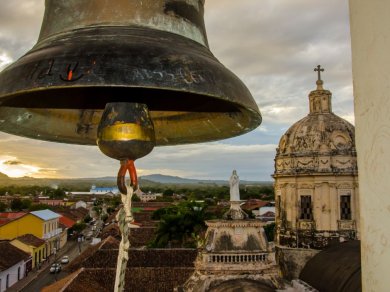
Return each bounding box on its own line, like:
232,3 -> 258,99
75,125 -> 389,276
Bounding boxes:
314,65 -> 325,89
314,65 -> 324,81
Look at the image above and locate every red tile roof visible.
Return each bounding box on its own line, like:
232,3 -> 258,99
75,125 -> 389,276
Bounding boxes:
0,212 -> 26,219
59,215 -> 76,228
56,207 -> 88,222
14,234 -> 46,248
43,267 -> 194,292
241,200 -> 271,210
54,236 -> 197,292
0,212 -> 28,226
261,211 -> 275,217
0,241 -> 30,272
142,207 -> 160,211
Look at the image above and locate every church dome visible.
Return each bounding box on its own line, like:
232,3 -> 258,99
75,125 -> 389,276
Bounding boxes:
274,77 -> 357,176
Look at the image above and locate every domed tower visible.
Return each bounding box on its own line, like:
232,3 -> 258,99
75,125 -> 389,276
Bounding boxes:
274,66 -> 359,249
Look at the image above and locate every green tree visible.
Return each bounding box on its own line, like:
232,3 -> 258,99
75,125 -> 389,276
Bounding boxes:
69,222 -> 86,235
49,188 -> 66,199
21,199 -> 32,209
163,189 -> 174,196
10,198 -> 24,211
149,201 -> 210,248
152,196 -> 174,202
109,196 -> 122,208
83,214 -> 92,223
132,195 -> 141,202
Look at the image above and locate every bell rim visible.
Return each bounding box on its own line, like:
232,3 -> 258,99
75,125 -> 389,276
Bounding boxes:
0,26 -> 262,145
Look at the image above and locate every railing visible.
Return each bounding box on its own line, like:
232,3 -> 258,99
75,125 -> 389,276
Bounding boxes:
43,228 -> 62,239
338,220 -> 356,230
298,220 -> 316,230
205,253 -> 269,264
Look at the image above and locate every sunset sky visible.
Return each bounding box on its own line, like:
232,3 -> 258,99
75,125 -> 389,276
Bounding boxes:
0,0 -> 354,181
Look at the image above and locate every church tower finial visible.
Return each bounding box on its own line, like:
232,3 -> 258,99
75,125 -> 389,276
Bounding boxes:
309,65 -> 332,114
314,65 -> 325,90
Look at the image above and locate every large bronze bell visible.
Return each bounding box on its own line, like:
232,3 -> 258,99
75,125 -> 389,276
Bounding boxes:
0,0 -> 261,146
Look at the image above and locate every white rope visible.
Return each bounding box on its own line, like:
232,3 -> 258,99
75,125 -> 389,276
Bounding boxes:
114,183 -> 134,292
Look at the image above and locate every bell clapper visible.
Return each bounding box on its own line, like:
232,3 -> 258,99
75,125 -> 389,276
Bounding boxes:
96,102 -> 155,292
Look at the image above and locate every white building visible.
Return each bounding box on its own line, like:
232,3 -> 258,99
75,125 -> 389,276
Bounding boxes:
90,185 -> 119,195
0,242 -> 30,292
71,200 -> 88,209
134,189 -> 163,202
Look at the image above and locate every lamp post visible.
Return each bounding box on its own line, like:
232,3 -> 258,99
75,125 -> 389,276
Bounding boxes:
53,247 -> 57,262
77,236 -> 82,254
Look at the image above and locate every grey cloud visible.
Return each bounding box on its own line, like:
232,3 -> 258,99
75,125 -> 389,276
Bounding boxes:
136,143 -> 277,180
0,1 -> 354,181
0,0 -> 43,61
3,160 -> 22,165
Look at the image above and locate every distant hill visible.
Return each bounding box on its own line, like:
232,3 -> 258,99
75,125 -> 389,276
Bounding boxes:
0,173 -> 271,188
139,174 -> 271,186
0,172 -> 9,179
141,174 -> 203,184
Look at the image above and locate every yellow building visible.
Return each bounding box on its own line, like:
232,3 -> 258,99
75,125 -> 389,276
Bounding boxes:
0,210 -> 62,257
10,234 -> 46,269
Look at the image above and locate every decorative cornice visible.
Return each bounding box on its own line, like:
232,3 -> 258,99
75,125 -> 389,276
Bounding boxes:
206,220 -> 264,228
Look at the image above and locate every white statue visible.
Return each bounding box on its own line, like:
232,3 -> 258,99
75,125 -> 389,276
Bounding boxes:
229,170 -> 240,201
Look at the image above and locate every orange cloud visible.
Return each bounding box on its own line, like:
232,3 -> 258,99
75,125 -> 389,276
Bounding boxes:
0,156 -> 40,178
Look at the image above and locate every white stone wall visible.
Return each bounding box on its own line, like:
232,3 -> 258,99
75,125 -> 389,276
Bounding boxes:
0,261 -> 26,292
349,1 -> 390,290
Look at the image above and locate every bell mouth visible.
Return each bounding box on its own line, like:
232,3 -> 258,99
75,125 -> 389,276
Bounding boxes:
0,26 -> 261,145
0,104 -> 260,146
1,86 -> 241,113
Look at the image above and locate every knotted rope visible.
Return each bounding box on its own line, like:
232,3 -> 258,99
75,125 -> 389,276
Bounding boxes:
114,181 -> 134,292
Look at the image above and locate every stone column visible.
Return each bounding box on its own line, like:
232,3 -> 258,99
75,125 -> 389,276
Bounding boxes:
329,182 -> 338,231
285,184 -> 293,228
349,1 -> 390,290
353,182 -> 360,239
320,182 -> 331,231
290,184 -> 297,229
313,183 -> 322,229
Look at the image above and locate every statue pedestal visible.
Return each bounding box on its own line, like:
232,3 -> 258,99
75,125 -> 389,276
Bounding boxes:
223,201 -> 248,220
183,219 -> 281,291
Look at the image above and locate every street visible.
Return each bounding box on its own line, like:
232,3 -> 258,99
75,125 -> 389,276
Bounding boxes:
21,238 -> 89,292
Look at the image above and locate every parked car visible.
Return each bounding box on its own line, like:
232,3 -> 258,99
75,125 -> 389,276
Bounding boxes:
61,256 -> 69,264
49,263 -> 62,274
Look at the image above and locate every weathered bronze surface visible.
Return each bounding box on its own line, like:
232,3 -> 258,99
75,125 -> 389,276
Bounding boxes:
0,0 -> 262,145
97,103 -> 155,161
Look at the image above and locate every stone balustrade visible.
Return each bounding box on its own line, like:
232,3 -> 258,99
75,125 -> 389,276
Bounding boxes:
205,253 -> 269,264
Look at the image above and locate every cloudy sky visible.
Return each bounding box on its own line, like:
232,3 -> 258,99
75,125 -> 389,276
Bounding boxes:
0,0 -> 354,181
